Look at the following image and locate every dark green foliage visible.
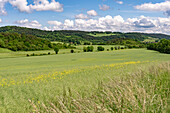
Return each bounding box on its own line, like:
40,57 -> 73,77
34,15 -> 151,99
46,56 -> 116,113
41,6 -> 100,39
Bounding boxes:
147,39 -> 170,54
54,47 -> 59,54
121,47 -> 124,49
83,46 -> 94,52
111,47 -> 114,50
114,47 -> 118,50
0,26 -> 169,45
97,46 -> 105,51
71,49 -> 74,53
84,42 -> 91,45
48,52 -> 51,55
0,32 -> 53,51
107,49 -> 109,51
83,47 -> 87,52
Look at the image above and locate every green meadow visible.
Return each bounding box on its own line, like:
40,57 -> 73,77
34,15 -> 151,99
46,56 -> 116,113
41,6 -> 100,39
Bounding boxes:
0,47 -> 169,112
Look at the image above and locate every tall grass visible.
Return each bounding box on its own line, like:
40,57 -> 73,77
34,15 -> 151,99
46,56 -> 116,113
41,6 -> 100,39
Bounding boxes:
30,62 -> 170,112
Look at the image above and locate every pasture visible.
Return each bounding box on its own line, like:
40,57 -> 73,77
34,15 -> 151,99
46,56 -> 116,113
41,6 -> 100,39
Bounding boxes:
0,47 -> 169,112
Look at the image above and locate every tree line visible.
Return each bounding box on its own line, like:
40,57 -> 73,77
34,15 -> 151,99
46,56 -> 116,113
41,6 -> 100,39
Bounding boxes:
147,39 -> 170,54
0,32 -> 75,51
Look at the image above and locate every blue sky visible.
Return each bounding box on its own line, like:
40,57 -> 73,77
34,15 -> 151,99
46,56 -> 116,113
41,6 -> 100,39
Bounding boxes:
0,0 -> 170,34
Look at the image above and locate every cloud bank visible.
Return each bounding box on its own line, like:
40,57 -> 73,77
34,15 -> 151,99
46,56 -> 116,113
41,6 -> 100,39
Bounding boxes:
45,15 -> 170,34
0,0 -> 63,14
135,1 -> 170,16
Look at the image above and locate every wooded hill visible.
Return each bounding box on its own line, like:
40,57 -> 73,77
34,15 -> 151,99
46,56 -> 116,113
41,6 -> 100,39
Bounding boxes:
0,26 -> 170,45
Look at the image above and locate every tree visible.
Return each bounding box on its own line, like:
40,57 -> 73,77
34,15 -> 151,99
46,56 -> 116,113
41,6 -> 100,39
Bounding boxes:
71,49 -> 74,53
97,46 -> 104,51
54,47 -> 59,54
83,47 -> 87,52
87,46 -> 94,52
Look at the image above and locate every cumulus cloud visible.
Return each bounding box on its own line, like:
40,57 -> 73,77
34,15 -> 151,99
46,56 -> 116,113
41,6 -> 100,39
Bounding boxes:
87,10 -> 98,16
0,0 -> 63,14
9,0 -> 31,13
30,0 -> 63,12
99,4 -> 110,11
48,20 -> 62,26
116,1 -> 123,5
75,14 -> 89,19
15,19 -> 42,28
47,15 -> 170,34
135,1 -> 170,12
0,0 -> 9,15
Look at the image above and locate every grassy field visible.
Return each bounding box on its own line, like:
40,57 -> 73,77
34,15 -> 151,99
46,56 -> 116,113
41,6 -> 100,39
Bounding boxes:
0,48 -> 169,112
0,45 -> 123,59
143,37 -> 159,42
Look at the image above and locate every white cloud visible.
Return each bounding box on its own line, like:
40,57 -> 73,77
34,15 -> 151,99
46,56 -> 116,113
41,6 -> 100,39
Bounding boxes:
116,1 -> 123,5
30,0 -> 63,12
75,14 -> 89,19
135,1 -> 170,12
48,20 -> 62,26
63,19 -> 74,29
0,18 -> 2,23
0,0 -> 9,15
87,10 -> 98,16
47,15 -> 170,34
0,0 -> 63,14
9,0 -> 31,13
99,4 -> 110,11
15,19 -> 42,28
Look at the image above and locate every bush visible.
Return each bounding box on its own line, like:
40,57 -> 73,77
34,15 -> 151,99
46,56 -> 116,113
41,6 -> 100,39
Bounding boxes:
54,47 -> 59,54
83,47 -> 87,52
121,47 -> 124,49
83,46 -> 94,52
71,49 -> 74,53
48,52 -> 51,55
97,46 -> 105,51
87,46 -> 94,52
114,47 -> 118,50
107,49 -> 109,51
111,47 -> 114,50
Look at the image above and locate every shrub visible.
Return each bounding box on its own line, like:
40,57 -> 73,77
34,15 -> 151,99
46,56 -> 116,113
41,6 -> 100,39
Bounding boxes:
83,47 -> 87,52
121,47 -> 124,49
97,46 -> 104,51
48,52 -> 51,55
83,46 -> 94,52
107,49 -> 109,51
87,46 -> 94,52
111,47 -> 114,50
54,47 -> 59,54
71,49 -> 74,53
114,47 -> 118,50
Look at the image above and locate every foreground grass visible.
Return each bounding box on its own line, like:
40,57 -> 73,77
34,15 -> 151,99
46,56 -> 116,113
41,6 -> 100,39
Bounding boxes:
30,62 -> 170,113
0,49 -> 169,112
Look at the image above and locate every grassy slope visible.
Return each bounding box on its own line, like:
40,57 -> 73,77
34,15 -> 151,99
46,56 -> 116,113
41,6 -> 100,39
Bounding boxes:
0,45 -> 123,59
0,49 -> 169,112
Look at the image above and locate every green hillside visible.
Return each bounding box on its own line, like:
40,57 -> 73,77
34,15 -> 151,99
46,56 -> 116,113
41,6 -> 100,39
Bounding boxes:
0,26 -> 170,44
0,32 -> 53,51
